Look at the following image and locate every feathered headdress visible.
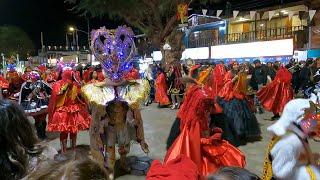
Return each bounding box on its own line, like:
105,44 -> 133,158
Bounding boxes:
91,26 -> 136,82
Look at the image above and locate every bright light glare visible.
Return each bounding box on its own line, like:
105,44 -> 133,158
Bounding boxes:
69,27 -> 75,32
181,47 -> 209,60
153,47 -> 210,61
211,39 -> 293,59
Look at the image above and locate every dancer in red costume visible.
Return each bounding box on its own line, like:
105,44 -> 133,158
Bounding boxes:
257,66 -> 293,119
47,69 -> 91,159
155,68 -> 170,107
204,64 -> 226,114
216,62 -> 261,147
156,83 -> 245,179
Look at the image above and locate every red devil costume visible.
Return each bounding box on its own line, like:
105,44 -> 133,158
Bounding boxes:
155,70 -> 170,106
156,84 -> 246,179
257,67 -> 293,116
47,70 -> 91,155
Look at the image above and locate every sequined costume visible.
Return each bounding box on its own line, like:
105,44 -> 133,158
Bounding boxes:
19,74 -> 52,114
82,26 -> 150,173
47,70 -> 91,155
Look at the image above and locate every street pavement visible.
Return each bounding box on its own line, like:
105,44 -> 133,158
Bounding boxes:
41,103 -> 320,179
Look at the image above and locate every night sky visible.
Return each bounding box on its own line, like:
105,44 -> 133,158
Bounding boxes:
0,0 -> 122,51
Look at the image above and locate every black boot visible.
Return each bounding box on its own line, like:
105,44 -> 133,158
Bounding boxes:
40,120 -> 47,139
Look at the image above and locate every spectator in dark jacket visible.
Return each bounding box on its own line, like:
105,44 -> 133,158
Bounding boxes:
266,62 -> 276,80
300,59 -> 313,91
250,60 -> 268,91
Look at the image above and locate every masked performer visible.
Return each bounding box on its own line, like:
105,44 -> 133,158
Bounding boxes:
19,71 -> 52,140
263,92 -> 320,180
47,69 -> 91,159
81,26 -> 150,174
217,61 -> 261,146
257,67 -> 293,120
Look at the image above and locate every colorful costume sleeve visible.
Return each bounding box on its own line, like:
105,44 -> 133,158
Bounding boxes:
218,71 -> 247,101
197,67 -> 212,85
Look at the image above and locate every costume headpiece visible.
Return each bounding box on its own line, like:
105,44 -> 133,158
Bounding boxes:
91,26 -> 136,82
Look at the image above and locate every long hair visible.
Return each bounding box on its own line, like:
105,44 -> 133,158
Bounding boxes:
27,159 -> 109,180
207,167 -> 260,180
0,100 -> 38,180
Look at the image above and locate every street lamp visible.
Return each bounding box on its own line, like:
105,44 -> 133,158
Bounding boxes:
69,27 -> 75,32
68,25 -> 91,63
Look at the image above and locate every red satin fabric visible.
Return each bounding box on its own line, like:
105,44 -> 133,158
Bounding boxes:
146,155 -> 198,180
0,75 -> 9,89
218,71 -> 245,101
47,104 -> 90,133
165,85 -> 246,177
47,76 -> 91,133
155,72 -> 170,106
204,64 -> 226,114
257,67 -> 293,114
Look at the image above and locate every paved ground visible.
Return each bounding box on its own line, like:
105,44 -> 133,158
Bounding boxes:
41,103 -> 320,179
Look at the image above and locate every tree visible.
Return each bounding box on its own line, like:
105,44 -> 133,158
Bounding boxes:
67,0 -> 208,67
0,26 -> 35,60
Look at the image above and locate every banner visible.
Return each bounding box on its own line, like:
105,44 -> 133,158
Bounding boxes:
177,3 -> 188,24
250,11 -> 256,20
269,10 -> 275,21
233,11 -> 239,19
217,10 -> 223,17
309,10 -> 316,21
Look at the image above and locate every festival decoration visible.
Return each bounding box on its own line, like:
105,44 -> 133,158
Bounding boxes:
202,9 -> 207,16
288,11 -> 294,20
250,11 -> 256,20
233,11 -> 239,19
302,101 -> 320,137
269,11 -> 275,21
177,3 -> 188,24
216,10 -> 223,18
91,26 -> 136,82
309,10 -> 317,21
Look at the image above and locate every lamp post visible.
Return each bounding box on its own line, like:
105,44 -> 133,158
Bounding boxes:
69,26 -> 91,63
